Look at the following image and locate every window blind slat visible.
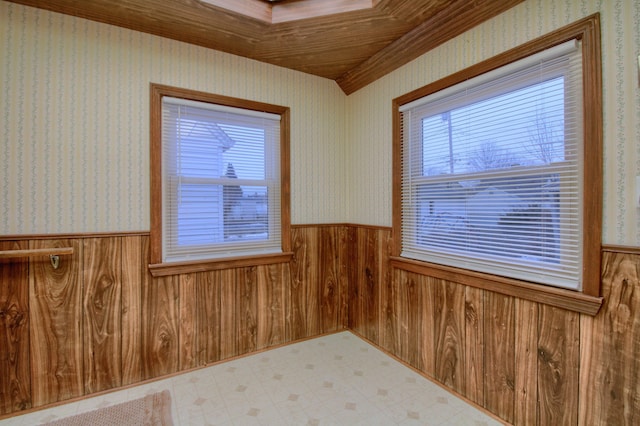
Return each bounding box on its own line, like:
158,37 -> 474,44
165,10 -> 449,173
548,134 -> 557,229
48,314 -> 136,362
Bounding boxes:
162,98 -> 282,263
399,38 -> 583,290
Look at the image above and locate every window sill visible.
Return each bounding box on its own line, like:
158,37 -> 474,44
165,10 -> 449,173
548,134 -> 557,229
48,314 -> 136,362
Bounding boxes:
149,252 -> 293,277
390,256 -> 603,316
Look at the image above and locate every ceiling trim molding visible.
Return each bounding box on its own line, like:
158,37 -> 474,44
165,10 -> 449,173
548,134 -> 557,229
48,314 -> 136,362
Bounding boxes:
335,0 -> 525,95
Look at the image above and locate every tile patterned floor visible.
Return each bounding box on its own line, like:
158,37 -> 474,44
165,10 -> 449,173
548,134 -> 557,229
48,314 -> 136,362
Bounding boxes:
1,332 -> 503,425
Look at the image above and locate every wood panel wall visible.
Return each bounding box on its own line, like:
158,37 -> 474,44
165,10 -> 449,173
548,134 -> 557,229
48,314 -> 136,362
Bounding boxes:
0,226 -> 350,418
349,227 -> 640,426
0,240 -> 30,413
1,225 -> 638,425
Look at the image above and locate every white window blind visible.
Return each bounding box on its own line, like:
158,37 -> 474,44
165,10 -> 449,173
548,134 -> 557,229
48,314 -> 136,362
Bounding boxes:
400,39 -> 584,290
161,96 -> 282,263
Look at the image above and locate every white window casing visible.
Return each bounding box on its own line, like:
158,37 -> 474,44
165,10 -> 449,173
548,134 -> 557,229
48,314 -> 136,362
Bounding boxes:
161,96 -> 282,263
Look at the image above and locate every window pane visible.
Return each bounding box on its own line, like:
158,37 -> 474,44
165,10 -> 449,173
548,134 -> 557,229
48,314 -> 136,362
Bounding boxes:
176,120 -> 229,178
154,89 -> 288,266
400,41 -> 584,289
220,124 -> 266,180
224,185 -> 269,241
416,172 -> 566,264
177,184 -> 223,246
422,77 -> 565,176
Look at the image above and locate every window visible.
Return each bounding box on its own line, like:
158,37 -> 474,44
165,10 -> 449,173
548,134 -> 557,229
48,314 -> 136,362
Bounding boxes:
392,15 -> 602,311
150,85 -> 291,273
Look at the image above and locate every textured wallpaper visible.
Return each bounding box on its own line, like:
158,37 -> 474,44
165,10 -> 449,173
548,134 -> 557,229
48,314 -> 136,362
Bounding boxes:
346,0 -> 640,246
0,1 -> 347,233
2,0 -> 639,246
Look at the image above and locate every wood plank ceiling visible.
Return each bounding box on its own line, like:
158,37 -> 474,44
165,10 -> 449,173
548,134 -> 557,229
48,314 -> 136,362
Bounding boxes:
5,0 -> 524,94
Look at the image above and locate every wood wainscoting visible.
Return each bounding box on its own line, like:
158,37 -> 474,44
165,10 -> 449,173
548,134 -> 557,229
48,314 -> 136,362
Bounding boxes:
347,227 -> 640,426
0,227 -> 351,417
1,225 -> 639,424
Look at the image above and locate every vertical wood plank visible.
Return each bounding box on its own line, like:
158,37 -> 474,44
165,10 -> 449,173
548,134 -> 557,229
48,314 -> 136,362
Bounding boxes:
356,227 -> 379,342
289,227 -> 319,340
378,228 -> 392,344
484,291 -> 515,423
82,237 -> 122,393
420,275 -> 435,377
179,273 -> 198,370
0,240 -> 31,414
257,264 -> 285,350
579,251 -> 640,426
347,227 -> 362,334
379,255 -> 397,356
219,269 -> 237,359
433,279 -> 465,394
197,271 -> 220,365
236,267 -> 257,355
318,227 -> 340,333
392,270 -> 411,364
514,298 -> 538,426
121,235 -> 146,386
337,226 -> 355,330
29,238 -> 83,407
464,286 -> 484,405
404,271 -> 423,371
142,275 -> 179,378
537,305 -> 579,425
83,237 -> 122,394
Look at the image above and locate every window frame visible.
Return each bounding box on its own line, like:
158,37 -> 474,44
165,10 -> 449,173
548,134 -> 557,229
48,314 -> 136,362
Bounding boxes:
149,84 -> 292,276
391,14 -> 603,315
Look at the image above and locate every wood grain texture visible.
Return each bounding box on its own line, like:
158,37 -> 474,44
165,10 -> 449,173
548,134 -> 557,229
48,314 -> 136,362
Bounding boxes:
390,270 -> 411,365
29,239 -> 83,407
82,237 -> 122,394
433,278 -> 465,394
3,228 -> 640,426
219,269 -> 238,359
121,235 -> 146,386
514,299 -> 538,426
483,292 -> 515,423
179,273 -> 198,370
337,226 -> 354,331
378,265 -> 397,356
257,264 -> 286,349
464,286 -> 484,405
336,0 -> 524,94
420,276 -> 436,377
354,227 -> 380,342
289,227 -> 319,340
401,271 -> 423,370
142,275 -> 179,379
537,305 -> 579,425
579,251 -> 640,426
318,227 -> 341,334
236,267 -> 258,355
0,241 -> 31,414
218,267 -> 260,359
0,247 -> 73,259
197,271 -> 221,365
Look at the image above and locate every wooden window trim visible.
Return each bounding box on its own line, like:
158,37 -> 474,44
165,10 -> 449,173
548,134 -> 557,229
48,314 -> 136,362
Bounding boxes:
391,14 -> 603,315
390,256 -> 602,315
149,251 -> 293,277
149,83 -> 291,275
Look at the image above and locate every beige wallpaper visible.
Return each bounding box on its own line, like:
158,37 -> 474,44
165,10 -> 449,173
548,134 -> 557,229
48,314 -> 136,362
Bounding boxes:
2,0 -> 639,246
0,1 -> 347,234
346,0 -> 640,246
